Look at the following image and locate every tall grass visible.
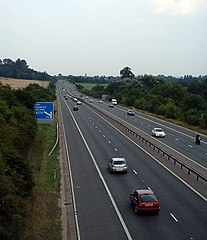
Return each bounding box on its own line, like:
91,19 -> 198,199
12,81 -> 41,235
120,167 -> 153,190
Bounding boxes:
21,123 -> 61,240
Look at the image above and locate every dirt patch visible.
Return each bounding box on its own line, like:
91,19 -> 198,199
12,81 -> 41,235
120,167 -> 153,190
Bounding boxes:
0,77 -> 50,89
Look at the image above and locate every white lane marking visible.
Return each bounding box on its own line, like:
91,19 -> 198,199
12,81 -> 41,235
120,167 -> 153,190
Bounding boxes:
147,125 -> 150,127
59,97 -> 81,240
103,135 -> 105,138
77,121 -> 132,239
85,106 -> 207,202
101,108 -> 207,171
133,170 -> 138,175
114,148 -> 118,151
95,126 -> 97,128
175,138 -> 179,141
188,145 -> 193,148
170,213 -> 178,222
64,101 -> 133,240
99,130 -> 101,133
148,187 -> 151,190
108,141 -> 111,144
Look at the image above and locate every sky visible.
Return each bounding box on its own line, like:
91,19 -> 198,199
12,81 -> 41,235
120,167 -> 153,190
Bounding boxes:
1,0 -> 207,77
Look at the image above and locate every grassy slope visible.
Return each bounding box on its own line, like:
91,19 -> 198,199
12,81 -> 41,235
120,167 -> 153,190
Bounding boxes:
21,123 -> 61,240
76,82 -> 108,90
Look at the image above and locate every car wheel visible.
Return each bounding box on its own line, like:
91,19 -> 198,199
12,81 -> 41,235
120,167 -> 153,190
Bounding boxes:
134,207 -> 138,214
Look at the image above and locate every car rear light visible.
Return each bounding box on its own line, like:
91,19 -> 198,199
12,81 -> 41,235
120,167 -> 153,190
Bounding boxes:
112,165 -> 116,169
139,202 -> 146,207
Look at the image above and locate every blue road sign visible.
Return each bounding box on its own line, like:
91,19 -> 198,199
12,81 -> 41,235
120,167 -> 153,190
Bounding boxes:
34,102 -> 54,119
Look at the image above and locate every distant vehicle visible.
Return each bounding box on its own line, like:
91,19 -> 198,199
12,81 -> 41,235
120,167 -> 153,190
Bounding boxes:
152,128 -> 165,138
127,110 -> 135,116
111,99 -> 117,105
108,157 -> 128,174
129,189 -> 160,214
73,106 -> 78,111
109,104 -> 114,108
85,96 -> 89,99
77,101 -> 81,105
73,98 -> 78,102
89,99 -> 93,103
99,100 -> 103,103
195,134 -> 201,145
64,96 -> 68,100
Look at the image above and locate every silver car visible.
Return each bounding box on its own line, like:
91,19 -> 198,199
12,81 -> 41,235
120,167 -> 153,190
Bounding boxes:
108,157 -> 128,174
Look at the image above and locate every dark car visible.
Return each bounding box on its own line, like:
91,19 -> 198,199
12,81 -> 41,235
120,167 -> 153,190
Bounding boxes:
129,189 -> 160,214
127,110 -> 135,116
109,104 -> 114,108
73,106 -> 78,111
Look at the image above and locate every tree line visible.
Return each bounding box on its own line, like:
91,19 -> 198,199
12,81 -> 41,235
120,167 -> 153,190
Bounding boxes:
0,58 -> 55,82
0,83 -> 56,239
76,74 -> 207,128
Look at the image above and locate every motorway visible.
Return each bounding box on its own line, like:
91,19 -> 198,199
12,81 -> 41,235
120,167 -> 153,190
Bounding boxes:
58,81 -> 207,240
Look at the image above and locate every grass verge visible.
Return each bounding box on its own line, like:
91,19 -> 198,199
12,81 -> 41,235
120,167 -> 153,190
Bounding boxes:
21,123 -> 61,240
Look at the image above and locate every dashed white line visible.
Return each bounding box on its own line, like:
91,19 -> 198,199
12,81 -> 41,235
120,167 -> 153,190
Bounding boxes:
103,135 -> 105,138
170,213 -> 178,222
108,141 -> 111,144
99,130 -> 101,133
114,148 -> 118,151
133,170 -> 138,175
188,145 -> 193,148
175,138 -> 179,141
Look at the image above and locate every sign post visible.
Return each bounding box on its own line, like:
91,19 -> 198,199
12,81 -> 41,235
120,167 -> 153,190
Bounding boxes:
34,102 -> 54,124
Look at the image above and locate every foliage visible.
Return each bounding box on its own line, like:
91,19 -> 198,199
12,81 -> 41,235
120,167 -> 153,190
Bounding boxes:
81,74 -> 207,128
0,58 -> 55,82
120,67 -> 135,79
0,82 -> 56,239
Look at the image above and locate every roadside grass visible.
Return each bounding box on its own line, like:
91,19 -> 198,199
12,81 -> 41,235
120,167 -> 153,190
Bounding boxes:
76,82 -> 108,90
21,123 -> 61,240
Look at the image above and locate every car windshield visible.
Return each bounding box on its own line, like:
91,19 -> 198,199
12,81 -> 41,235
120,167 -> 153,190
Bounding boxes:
155,129 -> 163,132
140,194 -> 157,202
113,161 -> 125,165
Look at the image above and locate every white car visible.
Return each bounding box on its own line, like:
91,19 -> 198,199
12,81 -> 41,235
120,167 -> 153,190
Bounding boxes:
77,101 -> 81,105
99,100 -> 103,103
152,128 -> 165,137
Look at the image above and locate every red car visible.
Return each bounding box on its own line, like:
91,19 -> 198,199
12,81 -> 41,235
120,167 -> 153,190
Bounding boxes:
129,189 -> 160,214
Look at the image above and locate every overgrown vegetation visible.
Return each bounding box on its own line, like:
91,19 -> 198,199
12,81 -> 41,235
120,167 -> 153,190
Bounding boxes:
0,82 -> 58,239
0,58 -> 55,82
76,75 -> 207,130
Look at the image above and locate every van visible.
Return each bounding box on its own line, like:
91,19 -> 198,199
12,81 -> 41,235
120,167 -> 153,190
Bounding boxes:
111,99 -> 117,105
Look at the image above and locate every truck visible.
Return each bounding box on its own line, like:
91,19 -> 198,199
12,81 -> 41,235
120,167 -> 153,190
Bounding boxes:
111,99 -> 118,105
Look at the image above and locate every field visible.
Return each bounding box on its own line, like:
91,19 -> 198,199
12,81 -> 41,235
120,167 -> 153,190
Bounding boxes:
0,77 -> 50,89
76,82 -> 108,90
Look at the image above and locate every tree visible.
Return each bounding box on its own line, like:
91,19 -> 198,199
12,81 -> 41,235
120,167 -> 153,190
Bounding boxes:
120,67 -> 135,79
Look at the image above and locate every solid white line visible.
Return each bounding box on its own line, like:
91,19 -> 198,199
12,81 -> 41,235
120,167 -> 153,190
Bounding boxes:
85,106 -> 207,203
170,213 -> 178,222
68,108 -> 133,240
59,95 -> 81,240
101,108 -> 207,171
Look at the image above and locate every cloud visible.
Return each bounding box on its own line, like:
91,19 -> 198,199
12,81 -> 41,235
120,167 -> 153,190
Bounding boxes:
152,0 -> 201,15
